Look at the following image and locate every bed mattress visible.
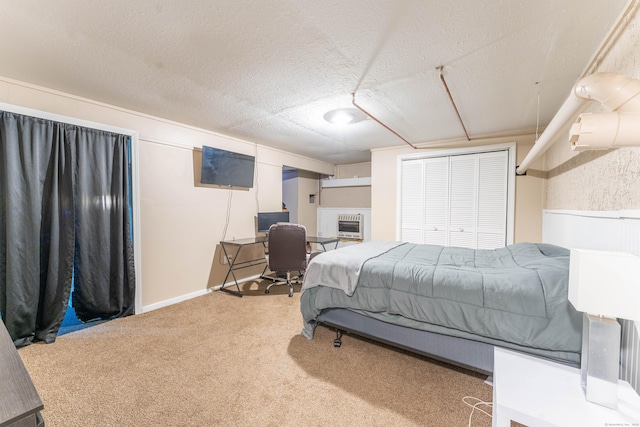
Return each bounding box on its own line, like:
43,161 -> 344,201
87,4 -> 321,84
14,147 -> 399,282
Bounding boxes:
300,242 -> 582,364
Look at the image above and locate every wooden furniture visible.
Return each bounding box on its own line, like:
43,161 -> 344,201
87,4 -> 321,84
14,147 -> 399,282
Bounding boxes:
492,347 -> 640,426
0,322 -> 44,427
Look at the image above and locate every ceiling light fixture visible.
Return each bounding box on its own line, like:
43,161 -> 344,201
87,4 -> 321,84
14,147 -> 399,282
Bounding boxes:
324,108 -> 364,125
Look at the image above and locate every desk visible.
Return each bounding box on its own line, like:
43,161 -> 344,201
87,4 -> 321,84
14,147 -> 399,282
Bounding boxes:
492,347 -> 640,426
219,237 -> 268,297
309,236 -> 339,251
219,235 -> 338,297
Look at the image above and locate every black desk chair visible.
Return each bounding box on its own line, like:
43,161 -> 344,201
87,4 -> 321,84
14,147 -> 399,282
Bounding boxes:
264,222 -> 310,297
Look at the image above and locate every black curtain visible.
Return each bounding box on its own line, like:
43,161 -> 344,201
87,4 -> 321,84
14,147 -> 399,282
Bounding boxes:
71,127 -> 135,322
0,111 -> 135,347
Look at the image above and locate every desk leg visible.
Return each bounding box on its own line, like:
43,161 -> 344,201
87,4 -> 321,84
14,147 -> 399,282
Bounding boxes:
220,244 -> 243,297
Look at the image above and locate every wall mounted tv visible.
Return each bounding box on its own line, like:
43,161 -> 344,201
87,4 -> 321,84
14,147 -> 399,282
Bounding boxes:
200,145 -> 255,188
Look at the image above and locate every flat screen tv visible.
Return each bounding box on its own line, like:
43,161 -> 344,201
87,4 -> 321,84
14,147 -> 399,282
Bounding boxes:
200,145 -> 255,188
257,211 -> 290,232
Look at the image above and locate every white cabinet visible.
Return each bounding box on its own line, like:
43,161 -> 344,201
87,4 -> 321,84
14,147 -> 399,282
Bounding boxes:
399,148 -> 510,249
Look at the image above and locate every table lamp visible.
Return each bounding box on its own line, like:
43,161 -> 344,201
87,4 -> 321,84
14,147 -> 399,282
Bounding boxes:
568,248 -> 640,409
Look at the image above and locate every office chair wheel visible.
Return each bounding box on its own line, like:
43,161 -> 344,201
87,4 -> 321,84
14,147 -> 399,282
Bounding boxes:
288,288 -> 293,297
265,289 -> 270,294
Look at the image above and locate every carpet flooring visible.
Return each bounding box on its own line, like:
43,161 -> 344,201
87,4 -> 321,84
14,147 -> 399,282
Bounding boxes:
18,280 -> 494,426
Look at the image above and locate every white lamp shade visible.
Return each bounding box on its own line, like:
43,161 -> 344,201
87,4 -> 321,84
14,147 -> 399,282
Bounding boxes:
568,248 -> 640,321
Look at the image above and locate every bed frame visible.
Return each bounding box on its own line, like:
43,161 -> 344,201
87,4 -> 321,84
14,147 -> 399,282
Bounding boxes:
316,308 -> 496,374
316,307 -> 584,376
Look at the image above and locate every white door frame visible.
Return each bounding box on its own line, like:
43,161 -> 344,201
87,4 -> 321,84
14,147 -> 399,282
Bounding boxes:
396,142 -> 516,246
0,102 -> 143,315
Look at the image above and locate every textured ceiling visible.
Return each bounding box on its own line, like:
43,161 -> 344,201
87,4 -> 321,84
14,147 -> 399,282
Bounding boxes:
0,0 -> 629,164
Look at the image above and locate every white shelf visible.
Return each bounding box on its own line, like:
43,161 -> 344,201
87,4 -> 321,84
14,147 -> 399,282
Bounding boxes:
321,177 -> 371,188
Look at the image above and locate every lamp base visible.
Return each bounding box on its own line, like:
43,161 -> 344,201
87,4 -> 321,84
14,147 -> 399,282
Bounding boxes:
580,313 -> 621,409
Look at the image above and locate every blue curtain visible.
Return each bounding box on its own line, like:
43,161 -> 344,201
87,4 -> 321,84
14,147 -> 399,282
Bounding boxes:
0,111 -> 135,347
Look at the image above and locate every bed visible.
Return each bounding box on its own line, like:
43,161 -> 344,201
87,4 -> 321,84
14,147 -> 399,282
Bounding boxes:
300,241 -> 582,375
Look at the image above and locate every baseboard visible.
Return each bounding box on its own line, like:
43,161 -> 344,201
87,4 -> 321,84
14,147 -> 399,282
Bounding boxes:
141,274 -> 263,313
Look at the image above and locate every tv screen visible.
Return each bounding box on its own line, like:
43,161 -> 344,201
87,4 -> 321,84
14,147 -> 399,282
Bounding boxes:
201,145 -> 255,188
257,211 -> 290,232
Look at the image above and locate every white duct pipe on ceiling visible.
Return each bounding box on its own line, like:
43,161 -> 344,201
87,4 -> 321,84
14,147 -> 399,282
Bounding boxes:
570,73 -> 640,151
515,72 -> 640,175
515,92 -> 583,175
574,72 -> 640,112
570,112 -> 640,150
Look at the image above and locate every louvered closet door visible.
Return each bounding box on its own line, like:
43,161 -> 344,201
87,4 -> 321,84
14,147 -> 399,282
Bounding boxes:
400,159 -> 424,243
399,148 -> 510,249
449,154 -> 478,248
423,157 -> 449,245
477,150 -> 508,249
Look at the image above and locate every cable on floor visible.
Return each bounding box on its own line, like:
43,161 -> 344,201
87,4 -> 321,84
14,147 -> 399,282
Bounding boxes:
462,396 -> 493,427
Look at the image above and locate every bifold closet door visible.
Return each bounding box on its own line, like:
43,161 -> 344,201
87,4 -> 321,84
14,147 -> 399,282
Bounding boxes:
400,159 -> 424,243
449,154 -> 478,248
423,157 -> 449,246
399,149 -> 509,250
476,150 -> 508,249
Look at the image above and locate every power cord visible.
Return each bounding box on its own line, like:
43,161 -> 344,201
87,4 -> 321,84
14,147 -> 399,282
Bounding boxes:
254,143 -> 259,213
221,187 -> 233,241
462,396 -> 492,427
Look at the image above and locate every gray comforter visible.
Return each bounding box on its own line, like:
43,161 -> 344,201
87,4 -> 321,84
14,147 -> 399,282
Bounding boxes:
300,242 -> 582,358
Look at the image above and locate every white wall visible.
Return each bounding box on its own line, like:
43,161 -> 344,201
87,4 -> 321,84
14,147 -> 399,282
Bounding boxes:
539,2 -> 640,392
296,173 -> 320,236
542,210 -> 640,392
282,170 -> 320,234
282,173 -> 298,222
0,76 -> 334,312
544,3 -> 640,211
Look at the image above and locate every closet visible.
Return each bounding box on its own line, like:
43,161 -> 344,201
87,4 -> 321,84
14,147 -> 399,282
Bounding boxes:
399,145 -> 513,250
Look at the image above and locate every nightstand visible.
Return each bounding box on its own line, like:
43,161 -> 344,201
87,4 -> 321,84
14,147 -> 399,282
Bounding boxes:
492,347 -> 640,426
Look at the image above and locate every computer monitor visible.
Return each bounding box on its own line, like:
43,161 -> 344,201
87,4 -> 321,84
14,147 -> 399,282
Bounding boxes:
257,211 -> 290,233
